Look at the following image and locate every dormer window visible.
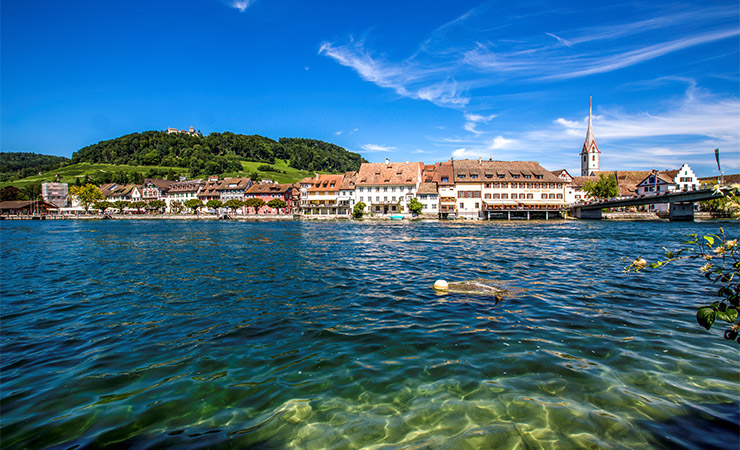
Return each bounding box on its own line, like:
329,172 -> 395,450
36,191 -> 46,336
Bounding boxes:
498,174 -> 505,179
441,177 -> 449,183
458,174 -> 466,179
471,174 -> 478,179
512,174 -> 520,179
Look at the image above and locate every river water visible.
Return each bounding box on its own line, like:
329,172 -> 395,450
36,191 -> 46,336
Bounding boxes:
1,219 -> 738,449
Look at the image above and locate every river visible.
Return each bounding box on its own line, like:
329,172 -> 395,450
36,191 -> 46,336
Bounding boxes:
1,219 -> 738,449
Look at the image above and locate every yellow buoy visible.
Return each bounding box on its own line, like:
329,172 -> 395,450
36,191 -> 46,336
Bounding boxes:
433,279 -> 449,291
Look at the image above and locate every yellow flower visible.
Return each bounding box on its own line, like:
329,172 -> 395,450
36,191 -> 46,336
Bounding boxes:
725,239 -> 737,250
700,263 -> 712,272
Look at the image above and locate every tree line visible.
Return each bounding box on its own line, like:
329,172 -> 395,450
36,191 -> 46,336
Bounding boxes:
71,131 -> 366,175
0,152 -> 71,182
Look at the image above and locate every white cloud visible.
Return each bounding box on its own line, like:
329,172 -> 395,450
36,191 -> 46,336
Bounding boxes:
545,32 -> 573,48
229,0 -> 253,12
335,131 -> 342,135
464,122 -> 481,135
452,147 -> 489,159
490,136 -> 516,150
464,112 -> 496,123
362,144 -> 396,152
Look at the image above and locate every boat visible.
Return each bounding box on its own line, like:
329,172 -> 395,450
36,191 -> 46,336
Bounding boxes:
389,215 -> 404,220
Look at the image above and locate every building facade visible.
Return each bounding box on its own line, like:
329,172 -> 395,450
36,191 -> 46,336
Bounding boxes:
355,159 -> 422,215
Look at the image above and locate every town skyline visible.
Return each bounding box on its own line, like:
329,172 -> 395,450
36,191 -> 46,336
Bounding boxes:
2,0 -> 738,178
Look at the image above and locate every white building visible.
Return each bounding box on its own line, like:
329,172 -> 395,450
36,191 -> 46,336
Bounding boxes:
580,97 -> 600,176
355,159 -> 423,215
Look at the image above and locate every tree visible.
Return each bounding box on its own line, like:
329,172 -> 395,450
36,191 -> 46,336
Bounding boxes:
248,171 -> 262,184
129,201 -> 148,212
149,199 -> 166,213
206,199 -> 223,211
245,198 -> 266,209
93,201 -> 113,213
408,198 -> 423,215
184,198 -> 203,214
625,227 -> 739,343
21,183 -> 42,201
224,199 -> 244,212
267,198 -> 286,210
0,186 -> 23,201
353,201 -> 366,219
70,184 -> 104,213
582,173 -> 618,199
170,200 -> 184,214
113,200 -> 130,211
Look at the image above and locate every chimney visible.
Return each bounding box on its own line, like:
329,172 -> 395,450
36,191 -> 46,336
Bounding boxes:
385,158 -> 390,165
406,159 -> 409,165
479,157 -> 482,165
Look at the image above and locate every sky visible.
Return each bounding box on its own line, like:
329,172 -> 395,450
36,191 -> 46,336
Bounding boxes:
1,0 -> 738,177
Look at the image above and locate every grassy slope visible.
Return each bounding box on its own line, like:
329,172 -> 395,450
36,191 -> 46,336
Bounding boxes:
1,159 -> 323,188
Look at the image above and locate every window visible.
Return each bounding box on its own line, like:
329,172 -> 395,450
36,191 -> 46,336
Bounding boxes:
501,193 -> 508,199
458,174 -> 466,179
549,194 -> 556,199
542,194 -> 548,199
376,196 -> 380,201
460,202 -> 464,209
524,174 -> 531,179
484,183 -> 490,188
384,196 -> 388,201
392,196 -> 396,201
441,177 -> 448,183
592,155 -> 595,161
493,193 -> 500,199
511,193 -> 518,199
493,182 -> 500,188
535,175 -> 543,179
484,193 -> 491,199
384,187 -> 388,192
512,174 -> 520,179
375,187 -> 380,192
475,202 -> 479,209
471,174 -> 478,179
527,193 -> 533,199
534,183 -> 540,189
557,194 -> 563,199
498,174 -> 505,178
391,187 -> 396,192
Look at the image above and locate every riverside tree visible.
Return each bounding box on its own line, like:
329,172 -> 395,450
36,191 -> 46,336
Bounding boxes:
70,184 -> 104,213
267,198 -> 286,210
245,198 -> 265,209
583,173 -> 618,199
625,227 -> 739,344
184,198 -> 203,214
206,199 -> 223,210
408,198 -> 423,215
353,201 -> 366,219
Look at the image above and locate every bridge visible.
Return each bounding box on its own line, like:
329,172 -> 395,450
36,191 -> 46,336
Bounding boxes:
571,186 -> 738,221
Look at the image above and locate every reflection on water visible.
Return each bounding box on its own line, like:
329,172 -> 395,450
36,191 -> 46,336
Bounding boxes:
1,220 -> 738,449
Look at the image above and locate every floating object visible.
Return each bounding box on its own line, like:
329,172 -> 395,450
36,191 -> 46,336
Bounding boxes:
433,279 -> 449,291
390,215 -> 404,220
434,278 -> 513,300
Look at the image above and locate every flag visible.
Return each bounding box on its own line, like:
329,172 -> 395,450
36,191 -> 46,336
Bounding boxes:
714,148 -> 721,172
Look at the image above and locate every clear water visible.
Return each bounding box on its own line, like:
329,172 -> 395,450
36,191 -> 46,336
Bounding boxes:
1,220 -> 738,449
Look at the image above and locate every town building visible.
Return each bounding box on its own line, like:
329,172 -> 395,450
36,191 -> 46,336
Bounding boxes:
297,177 -> 315,212
303,174 -> 345,216
580,97 -> 600,176
453,159 -> 568,219
355,159 -> 423,215
41,182 -> 69,208
338,171 -> 357,216
167,179 -> 205,211
551,170 -> 592,204
217,177 -> 253,203
197,177 -> 222,202
100,183 -> 143,203
141,179 -> 174,202
244,183 -> 296,213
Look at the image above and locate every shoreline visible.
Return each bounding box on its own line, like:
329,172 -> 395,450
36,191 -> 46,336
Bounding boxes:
0,211 -> 732,222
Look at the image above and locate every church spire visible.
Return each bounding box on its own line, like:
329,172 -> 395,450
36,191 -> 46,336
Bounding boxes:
582,96 -> 599,154
580,96 -> 600,176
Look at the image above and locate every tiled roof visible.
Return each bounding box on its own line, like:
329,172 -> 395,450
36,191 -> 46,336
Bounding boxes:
216,177 -> 251,191
246,183 -> 294,194
357,161 -> 422,186
417,182 -> 438,194
452,160 -> 562,182
143,179 -> 175,190
340,171 -> 357,190
169,179 -> 204,193
198,179 -> 221,198
698,174 -> 740,184
593,170 -> 652,196
308,174 -> 344,192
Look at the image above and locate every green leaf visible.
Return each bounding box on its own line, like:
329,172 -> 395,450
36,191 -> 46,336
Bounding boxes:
697,307 -> 717,330
717,308 -> 738,323
704,236 -> 715,246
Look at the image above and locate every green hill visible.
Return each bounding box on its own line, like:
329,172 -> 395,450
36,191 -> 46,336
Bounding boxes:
0,152 -> 71,182
72,131 -> 365,175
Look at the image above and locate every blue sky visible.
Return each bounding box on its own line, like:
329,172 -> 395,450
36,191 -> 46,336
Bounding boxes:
2,0 -> 738,177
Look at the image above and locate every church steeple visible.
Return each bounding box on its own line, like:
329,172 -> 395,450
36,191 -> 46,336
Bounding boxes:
580,96 -> 600,176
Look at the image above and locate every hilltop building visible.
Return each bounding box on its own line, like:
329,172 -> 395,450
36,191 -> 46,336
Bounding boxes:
166,126 -> 202,137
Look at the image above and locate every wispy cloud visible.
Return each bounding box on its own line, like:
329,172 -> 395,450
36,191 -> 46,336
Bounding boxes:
362,143 -> 396,152
320,5 -> 738,107
228,0 -> 253,12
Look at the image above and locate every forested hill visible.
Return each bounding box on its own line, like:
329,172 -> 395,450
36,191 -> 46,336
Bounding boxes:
0,152 -> 71,182
72,131 -> 366,173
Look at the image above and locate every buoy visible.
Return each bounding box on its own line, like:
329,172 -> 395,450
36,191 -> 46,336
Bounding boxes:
433,279 -> 449,291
